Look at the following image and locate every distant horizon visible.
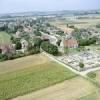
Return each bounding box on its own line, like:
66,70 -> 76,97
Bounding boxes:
0,8 -> 100,15
0,0 -> 100,14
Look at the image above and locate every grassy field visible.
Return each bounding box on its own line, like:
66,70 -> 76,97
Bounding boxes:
14,77 -> 99,100
0,54 -> 76,100
0,31 -> 11,44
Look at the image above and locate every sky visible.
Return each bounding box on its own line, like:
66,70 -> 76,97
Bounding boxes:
0,0 -> 100,14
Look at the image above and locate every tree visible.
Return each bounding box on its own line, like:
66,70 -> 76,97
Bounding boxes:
41,41 -> 58,55
0,49 -> 2,54
79,37 -> 96,46
34,38 -> 42,47
96,24 -> 100,28
68,25 -> 75,29
29,47 -> 40,54
56,40 -> 61,46
34,30 -> 41,36
46,23 -> 51,27
56,30 -> 64,36
79,62 -> 84,69
15,42 -> 22,50
27,42 -> 33,51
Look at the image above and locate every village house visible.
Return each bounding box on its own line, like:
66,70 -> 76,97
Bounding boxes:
41,34 -> 58,45
63,39 -> 79,48
59,37 -> 79,53
20,39 -> 29,52
16,31 -> 21,38
0,44 -> 15,55
24,26 -> 33,33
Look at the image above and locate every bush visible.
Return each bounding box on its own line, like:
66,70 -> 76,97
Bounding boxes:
0,54 -> 8,61
79,62 -> 84,69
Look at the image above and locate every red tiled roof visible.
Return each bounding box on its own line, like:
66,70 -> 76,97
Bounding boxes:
64,39 -> 78,47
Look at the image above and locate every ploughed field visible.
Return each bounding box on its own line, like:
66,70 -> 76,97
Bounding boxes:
0,54 -> 76,100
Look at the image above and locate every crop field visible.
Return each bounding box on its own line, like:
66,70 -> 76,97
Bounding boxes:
0,54 -> 76,100
50,14 -> 100,29
14,76 -> 99,100
0,31 -> 11,44
0,54 -> 49,74
73,18 -> 100,28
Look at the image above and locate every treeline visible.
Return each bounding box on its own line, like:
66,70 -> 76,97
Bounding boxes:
0,47 -> 40,62
0,24 -> 23,33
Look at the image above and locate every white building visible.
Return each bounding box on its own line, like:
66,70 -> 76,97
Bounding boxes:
20,39 -> 28,52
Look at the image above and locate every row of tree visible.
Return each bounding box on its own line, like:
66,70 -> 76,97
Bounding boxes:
41,41 -> 58,55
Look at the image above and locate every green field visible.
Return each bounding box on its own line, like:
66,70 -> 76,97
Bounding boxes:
0,54 -> 76,100
0,31 -> 11,44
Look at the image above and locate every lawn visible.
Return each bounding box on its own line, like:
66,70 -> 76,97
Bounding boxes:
0,31 -> 11,44
0,54 -> 76,100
